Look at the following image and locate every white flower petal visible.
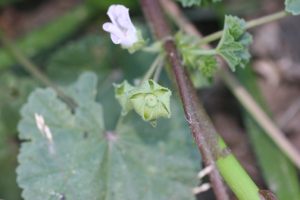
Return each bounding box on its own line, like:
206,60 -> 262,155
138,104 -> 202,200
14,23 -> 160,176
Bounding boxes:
110,34 -> 121,44
102,22 -> 113,32
107,5 -> 128,25
103,4 -> 138,48
102,23 -> 124,40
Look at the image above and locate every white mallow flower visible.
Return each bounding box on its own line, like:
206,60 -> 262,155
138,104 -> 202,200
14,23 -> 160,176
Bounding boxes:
102,4 -> 138,48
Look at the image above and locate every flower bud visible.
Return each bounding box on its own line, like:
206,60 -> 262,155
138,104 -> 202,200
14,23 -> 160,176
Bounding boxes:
129,80 -> 171,122
113,80 -> 134,115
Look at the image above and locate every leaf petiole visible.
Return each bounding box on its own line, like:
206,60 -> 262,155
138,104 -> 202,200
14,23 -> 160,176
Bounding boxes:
192,49 -> 217,56
198,10 -> 289,46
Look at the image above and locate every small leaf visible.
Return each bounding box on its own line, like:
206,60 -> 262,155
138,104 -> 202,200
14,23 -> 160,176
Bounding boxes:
175,33 -> 218,75
198,56 -> 218,77
175,32 -> 203,69
175,32 -> 217,87
216,15 -> 252,71
285,0 -> 300,15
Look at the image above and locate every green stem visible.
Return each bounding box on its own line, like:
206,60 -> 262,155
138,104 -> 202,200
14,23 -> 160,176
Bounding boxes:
245,11 -> 288,29
217,138 -> 260,200
140,54 -> 163,84
153,57 -> 165,82
193,49 -> 217,56
199,10 -> 289,46
198,31 -> 223,46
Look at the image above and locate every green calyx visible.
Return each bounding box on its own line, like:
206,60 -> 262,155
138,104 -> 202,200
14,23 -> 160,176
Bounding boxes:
126,30 -> 146,54
113,80 -> 135,115
145,94 -> 158,107
130,80 -> 172,122
114,79 -> 172,124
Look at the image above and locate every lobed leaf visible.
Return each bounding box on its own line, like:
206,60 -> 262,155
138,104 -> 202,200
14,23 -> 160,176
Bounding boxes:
17,72 -> 200,200
216,15 -> 252,71
285,0 -> 300,15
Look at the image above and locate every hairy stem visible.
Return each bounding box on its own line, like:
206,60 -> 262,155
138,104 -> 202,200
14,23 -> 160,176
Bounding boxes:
198,10 -> 289,46
141,0 -> 240,199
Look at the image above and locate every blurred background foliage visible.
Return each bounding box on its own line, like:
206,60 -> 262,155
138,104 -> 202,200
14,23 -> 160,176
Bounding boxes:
0,0 -> 299,199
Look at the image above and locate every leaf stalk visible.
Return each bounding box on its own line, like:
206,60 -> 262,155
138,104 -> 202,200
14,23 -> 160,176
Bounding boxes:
198,10 -> 289,46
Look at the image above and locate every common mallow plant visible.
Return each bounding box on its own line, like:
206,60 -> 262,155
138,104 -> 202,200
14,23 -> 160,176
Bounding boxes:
16,1 -> 300,200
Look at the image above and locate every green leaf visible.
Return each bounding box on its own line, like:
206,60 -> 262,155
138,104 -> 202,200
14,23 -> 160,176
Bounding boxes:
17,72 -> 200,200
216,15 -> 252,71
176,0 -> 221,7
198,56 -> 217,77
285,0 -> 300,15
175,32 -> 217,87
0,72 -> 37,134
